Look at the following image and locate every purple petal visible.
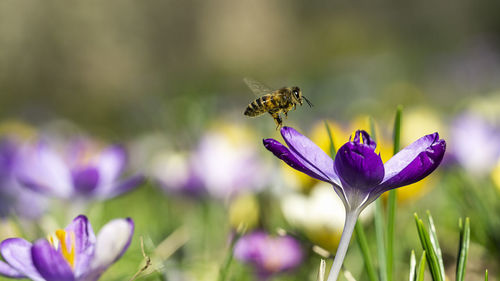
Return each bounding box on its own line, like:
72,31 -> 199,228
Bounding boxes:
83,218 -> 134,281
334,134 -> 384,191
31,239 -> 75,281
97,174 -> 145,199
72,167 -> 100,195
0,238 -> 44,281
279,127 -> 339,184
0,138 -> 17,181
95,145 -> 127,187
234,231 -> 303,276
263,139 -> 331,182
352,130 -> 377,150
0,260 -> 24,278
65,215 -> 96,278
378,133 -> 446,192
15,142 -> 73,198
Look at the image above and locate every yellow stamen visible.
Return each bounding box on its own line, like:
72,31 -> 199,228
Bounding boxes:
55,230 -> 76,269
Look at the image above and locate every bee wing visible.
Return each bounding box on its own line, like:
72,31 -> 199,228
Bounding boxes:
243,78 -> 273,96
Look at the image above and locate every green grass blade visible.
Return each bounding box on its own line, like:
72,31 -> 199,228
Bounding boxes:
427,212 -> 445,281
324,121 -> 336,158
392,105 -> 402,155
387,106 -> 402,281
485,269 -> 488,281
414,213 -> 443,281
456,218 -> 470,281
416,251 -> 426,281
355,221 -> 379,281
375,200 -> 387,281
409,250 -> 416,281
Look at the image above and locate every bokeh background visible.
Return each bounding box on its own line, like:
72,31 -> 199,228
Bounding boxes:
1,0 -> 500,280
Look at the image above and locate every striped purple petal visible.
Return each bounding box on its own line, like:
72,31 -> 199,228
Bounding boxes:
0,238 -> 44,281
31,239 -> 75,281
280,127 -> 339,184
65,215 -> 96,278
377,133 -> 446,193
0,260 -> 24,278
263,138 -> 331,182
334,131 -> 384,191
82,218 -> 134,281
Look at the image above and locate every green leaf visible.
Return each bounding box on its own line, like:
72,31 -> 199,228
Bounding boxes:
375,200 -> 387,281
414,213 -> 444,281
427,212 -> 445,281
387,106 -> 402,281
409,250 -> 416,281
416,251 -> 426,281
355,221 -> 379,281
324,121 -> 336,158
456,218 -> 470,281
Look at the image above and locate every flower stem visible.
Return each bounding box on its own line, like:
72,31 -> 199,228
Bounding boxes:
327,210 -> 359,281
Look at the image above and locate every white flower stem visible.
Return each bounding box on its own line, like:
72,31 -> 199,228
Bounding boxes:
327,210 -> 360,281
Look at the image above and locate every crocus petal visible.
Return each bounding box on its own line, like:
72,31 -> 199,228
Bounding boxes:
279,127 -> 339,184
0,260 -> 24,278
95,146 -> 127,188
83,218 -> 134,281
31,239 -> 75,281
263,139 -> 332,182
65,215 -> 96,278
0,238 -> 44,281
378,133 -> 446,192
334,137 -> 384,191
72,167 -> 100,195
96,175 -> 144,199
16,142 -> 73,198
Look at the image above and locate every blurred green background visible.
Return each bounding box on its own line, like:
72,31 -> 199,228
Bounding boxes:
1,0 -> 500,280
2,0 -> 500,136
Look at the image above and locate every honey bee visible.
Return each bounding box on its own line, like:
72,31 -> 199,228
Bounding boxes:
243,78 -> 313,129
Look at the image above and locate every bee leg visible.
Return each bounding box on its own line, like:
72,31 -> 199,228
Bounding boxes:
269,111 -> 283,130
293,104 -> 297,110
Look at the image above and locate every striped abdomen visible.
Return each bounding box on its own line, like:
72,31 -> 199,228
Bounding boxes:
244,94 -> 280,117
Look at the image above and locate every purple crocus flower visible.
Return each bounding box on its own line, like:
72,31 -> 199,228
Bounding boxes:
450,113 -> 500,175
15,139 -> 144,201
264,127 -> 446,281
0,138 -> 47,219
234,231 -> 303,280
0,215 -> 134,281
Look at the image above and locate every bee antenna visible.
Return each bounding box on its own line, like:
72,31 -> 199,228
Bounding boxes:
303,96 -> 313,107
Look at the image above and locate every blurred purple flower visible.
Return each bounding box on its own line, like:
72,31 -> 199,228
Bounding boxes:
151,126 -> 268,199
0,138 -> 47,219
15,139 -> 144,201
264,127 -> 445,280
234,231 -> 303,279
0,215 -> 134,281
450,113 -> 500,175
151,151 -> 205,197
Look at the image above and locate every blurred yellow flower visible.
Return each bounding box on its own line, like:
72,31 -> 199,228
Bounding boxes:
229,193 -> 260,231
492,161 -> 500,191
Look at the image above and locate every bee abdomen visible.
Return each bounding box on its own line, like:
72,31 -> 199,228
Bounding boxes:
244,96 -> 271,116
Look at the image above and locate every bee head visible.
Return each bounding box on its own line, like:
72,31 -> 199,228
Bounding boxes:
291,87 -> 303,105
291,86 -> 313,107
